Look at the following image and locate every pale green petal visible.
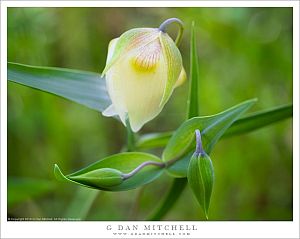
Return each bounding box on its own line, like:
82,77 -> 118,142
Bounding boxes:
102,28 -> 159,76
101,38 -> 119,77
106,38 -> 119,64
159,31 -> 183,106
105,38 -> 167,132
174,67 -> 187,88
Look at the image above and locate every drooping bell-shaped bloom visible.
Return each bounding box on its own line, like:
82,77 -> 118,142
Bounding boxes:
102,25 -> 186,132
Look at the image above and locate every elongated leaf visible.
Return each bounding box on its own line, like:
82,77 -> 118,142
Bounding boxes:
166,152 -> 192,177
187,22 -> 200,118
54,152 -> 164,191
137,104 -> 292,150
164,99 -> 256,161
188,152 -> 214,219
163,99 -> 256,177
136,131 -> 172,150
223,104 -> 292,137
8,62 -> 111,112
8,177 -> 55,207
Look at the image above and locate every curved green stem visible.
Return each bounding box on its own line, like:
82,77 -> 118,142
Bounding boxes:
158,18 -> 184,46
122,161 -> 165,180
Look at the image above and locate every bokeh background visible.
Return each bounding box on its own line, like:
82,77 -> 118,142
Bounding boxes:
8,7 -> 293,220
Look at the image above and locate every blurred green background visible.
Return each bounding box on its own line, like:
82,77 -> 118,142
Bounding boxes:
7,7 -> 292,220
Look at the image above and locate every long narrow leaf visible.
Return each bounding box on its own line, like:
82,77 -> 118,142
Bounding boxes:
8,62 -> 111,112
136,132 -> 172,150
163,99 -> 256,165
187,22 -> 200,118
223,104 -> 292,137
136,104 -> 293,149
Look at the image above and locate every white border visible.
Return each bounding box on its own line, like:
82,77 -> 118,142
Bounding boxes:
1,1 -> 299,239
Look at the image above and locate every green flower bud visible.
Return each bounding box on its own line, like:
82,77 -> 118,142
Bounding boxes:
187,130 -> 214,219
69,168 -> 124,188
102,19 -> 186,132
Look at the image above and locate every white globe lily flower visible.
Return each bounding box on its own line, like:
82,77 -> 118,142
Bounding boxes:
102,18 -> 186,132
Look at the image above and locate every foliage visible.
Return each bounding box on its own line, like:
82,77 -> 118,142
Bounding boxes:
54,152 -> 164,191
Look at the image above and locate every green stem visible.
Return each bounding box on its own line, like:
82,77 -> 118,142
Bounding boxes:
147,178 -> 187,220
125,115 -> 135,152
122,161 -> 165,180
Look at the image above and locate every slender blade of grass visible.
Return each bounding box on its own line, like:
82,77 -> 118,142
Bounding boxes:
187,22 -> 200,118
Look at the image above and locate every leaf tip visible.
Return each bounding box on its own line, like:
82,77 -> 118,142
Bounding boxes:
248,98 -> 258,104
204,212 -> 209,220
54,164 -> 67,182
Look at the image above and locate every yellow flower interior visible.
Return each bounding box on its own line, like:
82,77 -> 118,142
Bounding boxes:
130,39 -> 161,73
